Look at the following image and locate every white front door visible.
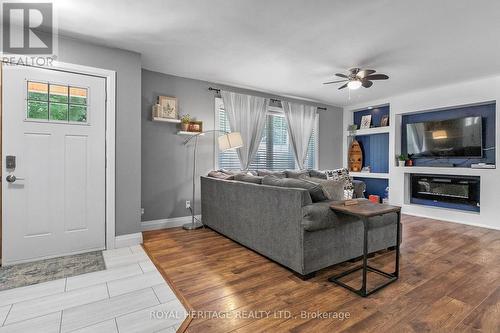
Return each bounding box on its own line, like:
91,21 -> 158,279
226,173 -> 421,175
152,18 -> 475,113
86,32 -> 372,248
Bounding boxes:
2,64 -> 106,265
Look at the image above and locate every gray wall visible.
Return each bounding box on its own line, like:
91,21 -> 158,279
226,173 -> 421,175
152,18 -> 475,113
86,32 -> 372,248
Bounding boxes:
56,35 -> 142,236
318,108 -> 344,169
141,69 -> 343,222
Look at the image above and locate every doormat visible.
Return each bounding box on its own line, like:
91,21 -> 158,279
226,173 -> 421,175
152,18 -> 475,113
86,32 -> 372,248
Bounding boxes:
0,251 -> 105,291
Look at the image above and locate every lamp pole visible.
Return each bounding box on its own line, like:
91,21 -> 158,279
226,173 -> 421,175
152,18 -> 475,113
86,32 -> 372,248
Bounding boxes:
182,130 -> 229,230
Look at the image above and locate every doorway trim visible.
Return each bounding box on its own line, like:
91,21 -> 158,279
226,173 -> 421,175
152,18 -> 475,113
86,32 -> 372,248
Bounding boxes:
1,60 -> 116,254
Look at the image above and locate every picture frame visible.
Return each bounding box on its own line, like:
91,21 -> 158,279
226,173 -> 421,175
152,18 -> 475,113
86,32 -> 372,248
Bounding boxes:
157,96 -> 178,119
380,115 -> 389,127
360,115 -> 372,129
188,120 -> 203,132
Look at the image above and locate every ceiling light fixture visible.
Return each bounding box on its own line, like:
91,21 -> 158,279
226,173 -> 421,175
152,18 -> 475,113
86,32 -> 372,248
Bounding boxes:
347,80 -> 362,90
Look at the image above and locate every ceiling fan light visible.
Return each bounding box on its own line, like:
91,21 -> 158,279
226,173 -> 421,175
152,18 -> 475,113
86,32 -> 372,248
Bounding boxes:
347,80 -> 362,90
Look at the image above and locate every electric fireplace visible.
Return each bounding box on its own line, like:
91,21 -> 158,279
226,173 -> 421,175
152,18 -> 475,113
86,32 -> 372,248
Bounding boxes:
410,174 -> 480,212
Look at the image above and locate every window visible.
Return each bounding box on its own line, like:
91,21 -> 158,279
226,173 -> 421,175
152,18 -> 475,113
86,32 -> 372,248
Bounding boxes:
217,98 -> 317,170
27,81 -> 88,123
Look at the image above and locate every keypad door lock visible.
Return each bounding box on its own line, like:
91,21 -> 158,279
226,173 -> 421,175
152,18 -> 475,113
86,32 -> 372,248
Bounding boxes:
6,155 -> 16,169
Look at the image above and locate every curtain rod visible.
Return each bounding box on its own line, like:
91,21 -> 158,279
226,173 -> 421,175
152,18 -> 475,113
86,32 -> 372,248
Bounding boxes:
208,87 -> 327,111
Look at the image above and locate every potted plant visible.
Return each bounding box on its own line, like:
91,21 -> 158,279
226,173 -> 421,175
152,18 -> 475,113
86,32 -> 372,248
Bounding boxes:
406,154 -> 414,166
397,154 -> 407,167
180,114 -> 191,131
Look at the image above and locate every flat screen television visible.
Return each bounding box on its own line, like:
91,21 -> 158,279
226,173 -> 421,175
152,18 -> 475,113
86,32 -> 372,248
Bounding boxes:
406,116 -> 483,158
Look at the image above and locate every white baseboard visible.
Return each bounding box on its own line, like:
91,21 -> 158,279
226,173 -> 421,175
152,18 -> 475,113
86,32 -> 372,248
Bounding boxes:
141,215 -> 202,231
114,232 -> 143,248
403,211 -> 500,231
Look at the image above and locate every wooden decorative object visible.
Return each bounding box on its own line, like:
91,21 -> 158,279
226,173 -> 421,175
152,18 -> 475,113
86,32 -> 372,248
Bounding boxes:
348,139 -> 363,172
344,199 -> 360,206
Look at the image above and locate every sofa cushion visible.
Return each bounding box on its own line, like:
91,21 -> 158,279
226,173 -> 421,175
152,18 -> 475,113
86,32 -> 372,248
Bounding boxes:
301,177 -> 344,201
262,175 -> 327,202
302,201 -> 348,231
257,170 -> 286,178
308,169 -> 327,179
234,173 -> 264,184
207,170 -> 235,180
302,201 -> 397,232
352,180 -> 366,198
285,170 -> 310,179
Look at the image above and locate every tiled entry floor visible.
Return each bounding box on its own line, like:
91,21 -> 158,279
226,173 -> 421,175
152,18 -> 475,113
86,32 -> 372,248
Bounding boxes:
0,245 -> 187,333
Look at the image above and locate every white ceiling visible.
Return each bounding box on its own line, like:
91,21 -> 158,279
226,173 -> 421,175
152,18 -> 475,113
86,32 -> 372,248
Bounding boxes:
54,0 -> 500,106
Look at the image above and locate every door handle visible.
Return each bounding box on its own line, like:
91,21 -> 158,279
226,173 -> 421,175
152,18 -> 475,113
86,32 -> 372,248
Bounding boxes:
6,175 -> 25,183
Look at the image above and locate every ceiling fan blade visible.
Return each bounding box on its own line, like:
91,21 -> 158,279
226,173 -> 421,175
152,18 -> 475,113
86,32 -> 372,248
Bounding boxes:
338,83 -> 348,90
323,79 -> 348,84
335,73 -> 348,78
349,68 -> 360,75
364,74 -> 389,80
362,80 -> 373,88
357,69 -> 376,78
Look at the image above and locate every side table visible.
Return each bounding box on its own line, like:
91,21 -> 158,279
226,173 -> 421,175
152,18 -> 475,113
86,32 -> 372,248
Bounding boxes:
328,199 -> 401,297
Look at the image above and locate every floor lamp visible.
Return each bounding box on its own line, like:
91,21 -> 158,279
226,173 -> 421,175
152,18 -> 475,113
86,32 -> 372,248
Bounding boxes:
182,130 -> 243,230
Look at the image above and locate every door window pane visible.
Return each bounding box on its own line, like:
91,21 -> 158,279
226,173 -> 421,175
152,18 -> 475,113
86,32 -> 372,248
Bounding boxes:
69,105 -> 87,122
27,81 -> 88,124
49,84 -> 69,103
28,82 -> 48,101
27,100 -> 49,120
49,103 -> 69,121
69,87 -> 87,105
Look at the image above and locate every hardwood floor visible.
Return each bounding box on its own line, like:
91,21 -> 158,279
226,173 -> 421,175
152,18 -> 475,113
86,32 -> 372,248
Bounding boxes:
142,215 -> 500,332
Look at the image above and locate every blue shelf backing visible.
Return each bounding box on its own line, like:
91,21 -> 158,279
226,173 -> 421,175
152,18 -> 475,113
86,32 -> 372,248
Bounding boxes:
353,177 -> 388,200
354,105 -> 390,128
353,106 -> 390,174
355,133 -> 389,173
352,106 -> 390,202
401,102 -> 496,167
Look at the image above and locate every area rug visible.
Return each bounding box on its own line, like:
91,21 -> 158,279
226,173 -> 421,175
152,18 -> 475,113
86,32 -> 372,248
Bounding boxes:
0,251 -> 105,291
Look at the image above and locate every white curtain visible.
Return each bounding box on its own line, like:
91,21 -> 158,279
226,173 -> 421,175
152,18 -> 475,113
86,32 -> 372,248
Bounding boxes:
221,91 -> 268,170
281,101 -> 317,170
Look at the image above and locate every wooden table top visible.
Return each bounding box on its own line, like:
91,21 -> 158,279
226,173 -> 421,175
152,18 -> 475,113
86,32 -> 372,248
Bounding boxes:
330,199 -> 401,218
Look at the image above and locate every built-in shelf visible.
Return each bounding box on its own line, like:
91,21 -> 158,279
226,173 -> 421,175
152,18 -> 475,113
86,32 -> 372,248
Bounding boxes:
346,126 -> 390,137
396,166 -> 495,176
350,172 -> 390,179
177,131 -> 205,136
153,117 -> 181,123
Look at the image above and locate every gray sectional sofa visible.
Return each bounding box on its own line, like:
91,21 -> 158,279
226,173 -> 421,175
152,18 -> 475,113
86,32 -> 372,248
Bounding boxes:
200,171 -> 399,277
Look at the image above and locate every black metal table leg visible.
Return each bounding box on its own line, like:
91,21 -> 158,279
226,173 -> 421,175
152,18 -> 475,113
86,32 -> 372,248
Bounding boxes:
395,210 -> 401,277
328,212 -> 400,297
361,217 -> 369,295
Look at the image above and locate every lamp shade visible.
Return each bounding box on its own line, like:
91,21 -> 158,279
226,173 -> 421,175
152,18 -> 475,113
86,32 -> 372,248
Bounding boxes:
218,132 -> 243,151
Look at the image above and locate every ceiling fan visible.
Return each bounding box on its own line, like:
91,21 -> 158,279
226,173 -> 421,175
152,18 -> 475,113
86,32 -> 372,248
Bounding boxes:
323,68 -> 389,90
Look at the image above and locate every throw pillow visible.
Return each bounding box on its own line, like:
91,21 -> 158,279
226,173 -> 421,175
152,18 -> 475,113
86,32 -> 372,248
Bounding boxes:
261,176 -> 328,202
257,170 -> 286,178
308,169 -> 327,179
234,173 -> 264,184
324,168 -> 354,199
301,177 -> 344,201
285,170 -> 310,178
